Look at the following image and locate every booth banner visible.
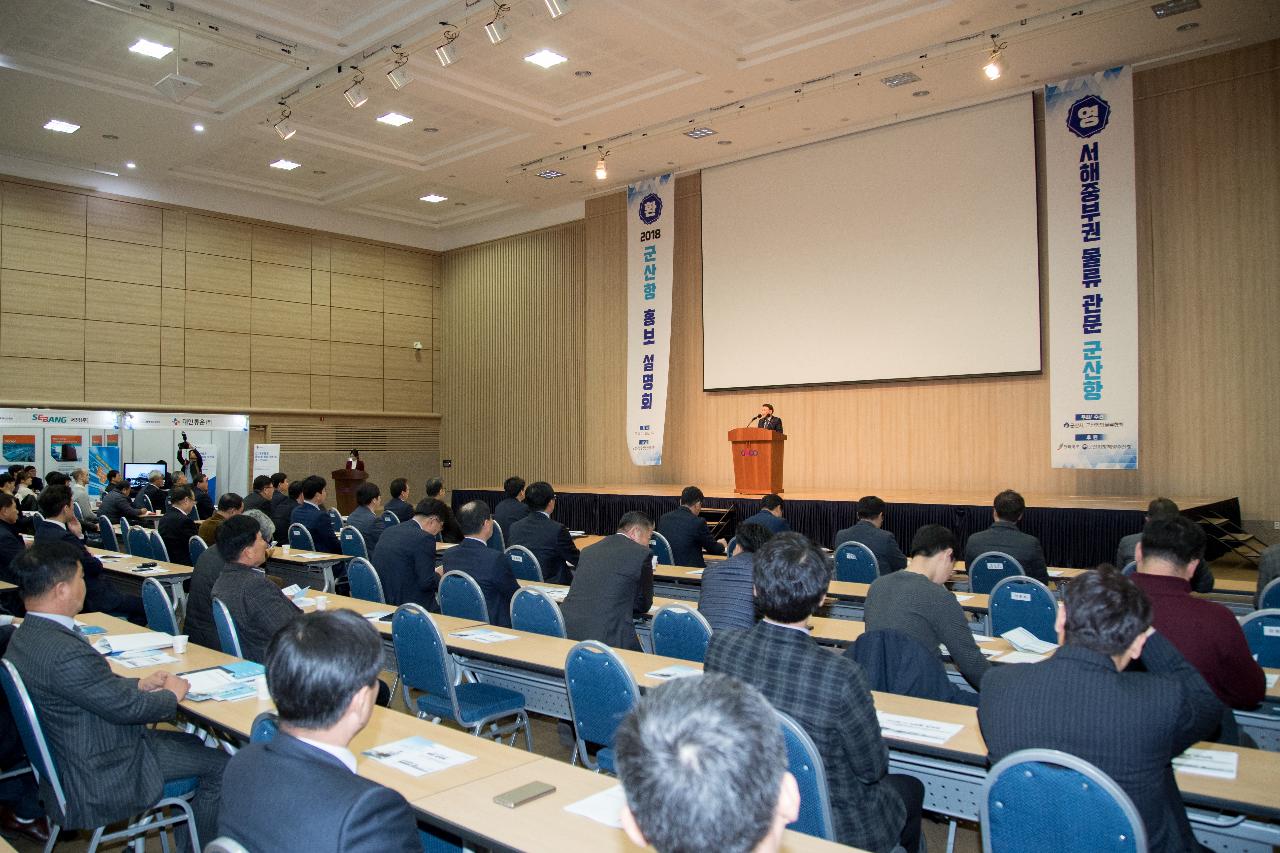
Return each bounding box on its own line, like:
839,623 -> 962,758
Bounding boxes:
626,174 -> 675,466
0,409 -> 118,429
124,412 -> 249,431
252,444 -> 280,480
197,443 -> 219,499
1,435 -> 35,464
87,446 -> 119,498
1046,67 -> 1139,470
48,433 -> 85,475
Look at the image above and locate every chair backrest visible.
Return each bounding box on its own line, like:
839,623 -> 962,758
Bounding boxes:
326,507 -> 343,532
982,748 -> 1147,853
0,660 -> 68,816
509,587 -> 567,638
1259,577 -> 1280,610
346,557 -> 386,604
141,578 -> 180,634
119,516 -> 131,552
1122,561 -> 1138,576
833,541 -> 879,583
968,551 -> 1026,595
564,640 -> 639,754
438,570 -> 489,622
72,501 -> 83,521
249,712 -> 278,744
989,576 -> 1059,644
651,604 -> 713,663
189,535 -> 208,566
504,545 -> 544,582
98,517 -> 119,551
204,837 -> 251,853
392,603 -> 456,706
339,525 -> 368,559
211,597 -> 244,658
128,526 -> 153,560
381,509 -> 400,526
488,521 -> 505,553
138,492 -> 154,511
778,711 -> 835,841
1241,609 -> 1280,668
288,522 -> 315,551
149,529 -> 170,562
726,535 -> 737,556
649,531 -> 674,566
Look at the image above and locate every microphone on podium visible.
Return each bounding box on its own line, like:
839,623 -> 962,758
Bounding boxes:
746,414 -> 760,426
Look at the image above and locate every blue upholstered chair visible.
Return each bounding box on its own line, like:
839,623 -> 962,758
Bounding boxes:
564,640 -> 638,773
250,712 -> 279,744
1261,578 -> 1280,610
438,571 -> 489,623
504,545 -> 543,582
212,598 -> 244,658
650,604 -> 713,663
339,525 -> 368,559
326,507 -> 343,533
510,588 -> 566,638
487,521 -> 505,554
968,551 -> 1025,595
833,541 -> 879,583
98,518 -> 120,551
381,510 -> 400,526
288,523 -> 315,551
778,711 -> 834,841
989,576 -> 1059,644
141,578 -> 180,635
188,535 -> 207,566
346,557 -> 386,604
649,531 -> 674,566
148,529 -> 169,562
128,526 -> 154,560
1241,609 -> 1280,668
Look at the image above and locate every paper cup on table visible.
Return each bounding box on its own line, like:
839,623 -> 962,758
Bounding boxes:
256,676 -> 271,701
315,595 -> 328,611
281,545 -> 291,554
171,635 -> 189,654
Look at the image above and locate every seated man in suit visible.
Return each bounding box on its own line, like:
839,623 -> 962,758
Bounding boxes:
756,402 -> 783,432
1259,543 -> 1280,608
963,489 -> 1048,584
493,476 -> 530,542
1117,498 -> 1214,593
384,478 -> 414,523
35,485 -> 144,623
743,493 -> 790,535
561,511 -> 655,651
656,486 -> 726,568
198,492 -> 243,546
864,524 -> 989,691
99,480 -> 143,525
508,481 -> 579,585
186,510 -> 273,655
157,485 -> 200,565
441,501 -> 519,627
834,495 -> 907,574
4,542 -> 227,848
291,475 -> 341,554
346,483 -> 386,555
68,468 -> 100,533
190,473 -> 214,520
1131,515 -> 1264,715
370,499 -> 446,609
424,478 -> 463,544
979,567 -> 1223,852
698,521 -> 772,632
615,674 -> 800,853
13,470 -> 36,512
210,514 -> 301,663
705,532 -> 922,853
219,610 -> 419,852
0,494 -> 26,586
242,475 -> 275,516
272,479 -> 303,546
134,470 -> 166,512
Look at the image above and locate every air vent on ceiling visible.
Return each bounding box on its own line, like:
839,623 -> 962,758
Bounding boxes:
685,127 -> 717,139
154,73 -> 202,102
1151,0 -> 1200,17
881,72 -> 922,88
537,169 -> 565,179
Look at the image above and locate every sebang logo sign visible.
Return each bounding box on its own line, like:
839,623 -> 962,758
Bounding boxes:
31,414 -> 88,425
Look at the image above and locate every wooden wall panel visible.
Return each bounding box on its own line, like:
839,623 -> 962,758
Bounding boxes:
331,273 -> 383,313
330,308 -> 383,345
162,210 -> 186,250
160,327 -> 184,366
185,291 -> 250,333
384,346 -> 430,382
83,321 -> 159,365
251,334 -> 311,369
87,198 -> 162,246
85,280 -> 162,326
161,287 -> 185,327
186,215 -> 251,259
1,226 -> 85,277
331,239 -> 383,277
251,372 -> 311,408
384,281 -> 431,317
385,248 -> 432,285
186,253 -> 250,297
252,262 -> 311,303
86,238 -> 161,286
184,367 -> 250,406
384,314 -> 431,350
1,314 -> 83,359
385,378 -> 432,411
311,270 -> 330,305
87,361 -> 159,403
0,357 -> 83,399
2,183 -> 85,235
252,227 -> 310,268
185,329 -> 249,365
1,270 -> 84,318
329,342 -> 382,378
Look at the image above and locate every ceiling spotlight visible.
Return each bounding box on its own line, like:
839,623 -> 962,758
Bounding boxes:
193,123 -> 205,132
1151,0 -> 1201,18
537,169 -> 565,179
525,49 -> 568,69
274,106 -> 295,140
595,147 -> 608,181
128,38 -> 173,59
544,0 -> 571,18
270,159 -> 301,170
685,127 -> 717,139
387,51 -> 413,89
435,30 -> 459,66
486,2 -> 511,44
43,119 -> 80,134
125,161 -> 137,169
377,112 -> 413,127
419,194 -> 447,203
983,36 -> 1007,81
344,76 -> 369,108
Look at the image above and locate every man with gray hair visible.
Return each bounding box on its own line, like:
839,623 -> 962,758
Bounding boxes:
615,674 -> 800,853
560,511 -> 654,650
185,509 -> 276,651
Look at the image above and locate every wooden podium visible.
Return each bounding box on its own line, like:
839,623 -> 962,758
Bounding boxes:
330,467 -> 367,515
728,427 -> 786,495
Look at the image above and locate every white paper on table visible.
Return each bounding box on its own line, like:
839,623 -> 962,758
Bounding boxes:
569,530 -> 587,538
1265,673 -> 1278,688
362,610 -> 394,621
686,569 -> 705,577
448,629 -> 518,644
997,650 -> 1050,664
1000,627 -> 1059,655
362,736 -> 476,777
954,594 -> 974,602
1173,748 -> 1239,779
564,785 -> 626,829
1048,569 -> 1065,578
115,650 -> 179,668
528,585 -> 568,601
100,632 -> 175,654
130,567 -> 167,576
280,584 -> 304,597
181,668 -> 240,695
979,647 -> 1003,658
644,665 -> 702,681
293,597 -> 316,607
877,712 -> 964,746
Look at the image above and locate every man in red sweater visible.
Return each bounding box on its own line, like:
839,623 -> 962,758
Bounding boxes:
1130,515 -> 1264,716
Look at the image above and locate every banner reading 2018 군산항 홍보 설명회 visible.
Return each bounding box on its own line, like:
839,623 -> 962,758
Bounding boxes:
1046,67 -> 1138,470
626,174 -> 674,466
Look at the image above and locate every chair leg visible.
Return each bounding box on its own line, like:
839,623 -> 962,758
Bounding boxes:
521,712 -> 533,752
43,824 -> 61,853
86,825 -> 107,853
945,818 -> 957,853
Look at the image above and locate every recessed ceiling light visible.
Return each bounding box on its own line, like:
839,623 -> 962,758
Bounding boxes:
193,59 -> 215,68
125,161 -> 137,169
525,49 -> 568,69
574,69 -> 592,78
423,127 -> 439,133
912,89 -> 930,97
377,112 -> 413,127
420,194 -> 448,203
102,133 -> 119,140
544,0 -> 572,18
537,169 -> 565,179
1151,0 -> 1201,18
129,38 -> 173,59
685,127 -> 717,139
1176,21 -> 1200,30
881,71 -> 922,87
270,159 -> 301,170
716,140 -> 732,145
193,123 -> 205,132
43,119 -> 79,134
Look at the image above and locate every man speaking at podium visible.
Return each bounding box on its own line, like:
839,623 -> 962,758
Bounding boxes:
754,404 -> 783,432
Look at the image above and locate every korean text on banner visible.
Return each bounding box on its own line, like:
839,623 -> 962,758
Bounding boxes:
626,174 -> 675,466
252,444 -> 280,480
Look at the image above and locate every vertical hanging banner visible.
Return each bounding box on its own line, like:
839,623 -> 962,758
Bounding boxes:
626,174 -> 675,466
1046,67 -> 1139,469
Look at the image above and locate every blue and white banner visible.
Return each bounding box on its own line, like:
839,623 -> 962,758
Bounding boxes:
626,174 -> 675,466
1046,67 -> 1139,469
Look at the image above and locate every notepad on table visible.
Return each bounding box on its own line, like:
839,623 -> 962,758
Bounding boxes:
996,650 -> 1049,664
644,665 -> 702,681
96,632 -> 174,654
953,593 -> 974,602
363,736 -> 475,777
877,712 -> 964,746
564,785 -> 626,828
180,667 -> 257,701
1047,569 -> 1065,578
116,650 -> 179,668
449,628 -> 518,644
1000,627 -> 1059,655
1173,748 -> 1238,779
362,610 -> 394,621
527,585 -> 568,601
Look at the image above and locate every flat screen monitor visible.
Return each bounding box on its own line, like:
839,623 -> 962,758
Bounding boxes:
123,462 -> 166,488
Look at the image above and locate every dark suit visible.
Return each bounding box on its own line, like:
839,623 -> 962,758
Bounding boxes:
135,483 -> 165,512
442,538 -> 519,627
759,414 -> 783,432
270,496 -> 297,546
979,633 -> 1222,853
561,534 -> 653,652
185,545 -> 228,651
99,489 -> 142,524
370,520 -> 439,609
744,508 -> 789,535
509,511 -> 579,585
834,520 -> 907,573
1117,532 -> 1215,593
697,551 -> 756,631
210,564 -> 301,663
963,519 -> 1048,584
242,492 -> 271,516
656,506 -> 724,568
194,490 -> 214,521
0,520 -> 25,584
33,518 -> 142,621
3,614 -> 226,843
435,503 -> 463,544
706,622 -> 908,852
384,497 -> 414,524
158,506 -> 198,566
493,497 -> 530,540
292,501 -> 341,554
346,505 -> 385,555
219,733 -> 419,853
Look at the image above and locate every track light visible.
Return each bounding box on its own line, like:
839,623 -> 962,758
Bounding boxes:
983,36 -> 1007,81
595,147 -> 608,181
344,75 -> 369,108
544,0 -> 571,18
274,106 -> 295,140
386,52 -> 413,90
435,30 -> 459,67
486,2 -> 511,44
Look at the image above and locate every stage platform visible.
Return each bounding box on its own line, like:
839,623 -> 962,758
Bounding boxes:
454,485 -> 1240,569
